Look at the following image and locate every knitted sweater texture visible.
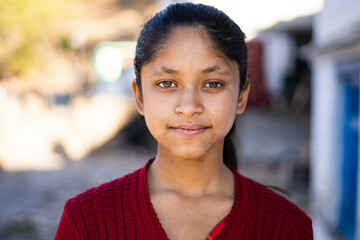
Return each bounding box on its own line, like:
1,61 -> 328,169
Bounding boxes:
55,159 -> 313,239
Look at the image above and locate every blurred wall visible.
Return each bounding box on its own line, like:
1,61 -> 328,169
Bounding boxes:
311,0 -> 360,239
314,0 -> 360,46
261,32 -> 295,102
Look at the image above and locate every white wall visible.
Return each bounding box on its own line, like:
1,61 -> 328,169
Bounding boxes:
311,55 -> 344,227
314,0 -> 360,45
312,0 -> 360,237
261,32 -> 295,100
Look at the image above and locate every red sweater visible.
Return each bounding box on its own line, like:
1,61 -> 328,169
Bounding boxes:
55,159 -> 313,239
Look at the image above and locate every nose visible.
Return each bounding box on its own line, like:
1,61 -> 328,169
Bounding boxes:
175,86 -> 204,117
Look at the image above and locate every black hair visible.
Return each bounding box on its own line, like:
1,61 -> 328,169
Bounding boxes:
134,2 -> 248,170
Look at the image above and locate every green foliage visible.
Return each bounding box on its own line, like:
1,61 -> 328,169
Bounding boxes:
0,0 -> 156,80
59,35 -> 72,51
0,0 -> 69,77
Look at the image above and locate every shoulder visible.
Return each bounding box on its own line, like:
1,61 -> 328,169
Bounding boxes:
236,173 -> 313,239
56,167 -> 145,239
63,167 -> 142,218
243,174 -> 307,214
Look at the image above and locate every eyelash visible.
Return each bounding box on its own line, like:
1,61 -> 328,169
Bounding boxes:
204,81 -> 223,88
157,81 -> 176,88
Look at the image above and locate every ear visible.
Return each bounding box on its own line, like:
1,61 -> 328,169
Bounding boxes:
132,79 -> 144,116
236,80 -> 250,115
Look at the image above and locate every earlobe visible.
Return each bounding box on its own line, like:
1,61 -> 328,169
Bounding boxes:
236,81 -> 250,115
131,79 -> 145,116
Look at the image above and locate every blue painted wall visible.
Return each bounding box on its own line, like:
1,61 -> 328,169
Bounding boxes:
338,66 -> 359,240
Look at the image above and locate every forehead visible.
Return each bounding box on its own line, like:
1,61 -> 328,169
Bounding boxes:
142,26 -> 238,76
159,26 -> 225,60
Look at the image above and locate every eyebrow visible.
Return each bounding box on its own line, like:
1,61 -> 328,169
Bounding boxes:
151,66 -> 179,77
202,65 -> 232,76
202,65 -> 222,73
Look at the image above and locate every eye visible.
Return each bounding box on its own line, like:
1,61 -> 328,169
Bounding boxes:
158,81 -> 176,88
204,81 -> 223,88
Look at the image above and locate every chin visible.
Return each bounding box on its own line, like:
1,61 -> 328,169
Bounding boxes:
178,153 -> 206,160
157,139 -> 222,160
172,145 -> 213,160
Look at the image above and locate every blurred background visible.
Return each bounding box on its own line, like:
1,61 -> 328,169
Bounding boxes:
0,0 -> 359,239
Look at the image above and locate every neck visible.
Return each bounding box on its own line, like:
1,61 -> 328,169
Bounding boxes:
147,144 -> 233,197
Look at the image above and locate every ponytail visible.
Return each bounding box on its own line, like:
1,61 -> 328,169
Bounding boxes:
223,123 -> 238,170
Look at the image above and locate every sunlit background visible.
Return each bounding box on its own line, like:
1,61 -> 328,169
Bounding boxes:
1,0 -> 359,239
195,0 -> 323,39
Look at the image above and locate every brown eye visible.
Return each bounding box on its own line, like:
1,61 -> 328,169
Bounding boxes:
158,81 -> 176,88
205,82 -> 222,88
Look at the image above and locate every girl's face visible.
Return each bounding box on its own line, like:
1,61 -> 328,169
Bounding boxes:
132,27 -> 249,160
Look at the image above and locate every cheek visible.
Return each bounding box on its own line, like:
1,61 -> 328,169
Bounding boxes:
143,91 -> 173,117
212,93 -> 238,131
142,94 -> 171,134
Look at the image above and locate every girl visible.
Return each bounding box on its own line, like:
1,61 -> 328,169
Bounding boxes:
55,3 -> 313,239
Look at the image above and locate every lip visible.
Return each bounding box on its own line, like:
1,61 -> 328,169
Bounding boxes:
170,124 -> 210,137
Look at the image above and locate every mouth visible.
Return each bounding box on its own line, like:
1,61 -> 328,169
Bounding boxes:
170,124 -> 210,137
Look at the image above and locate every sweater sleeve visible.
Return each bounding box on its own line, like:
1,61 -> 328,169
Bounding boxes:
54,206 -> 80,240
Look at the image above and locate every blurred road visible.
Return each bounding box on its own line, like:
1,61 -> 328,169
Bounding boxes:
0,146 -> 153,240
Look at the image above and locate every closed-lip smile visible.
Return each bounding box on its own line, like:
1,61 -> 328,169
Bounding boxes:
170,124 -> 210,137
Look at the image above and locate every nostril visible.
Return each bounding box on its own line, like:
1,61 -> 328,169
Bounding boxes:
174,88 -> 204,116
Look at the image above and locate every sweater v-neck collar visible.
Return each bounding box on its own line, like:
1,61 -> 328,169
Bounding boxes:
136,158 -> 248,240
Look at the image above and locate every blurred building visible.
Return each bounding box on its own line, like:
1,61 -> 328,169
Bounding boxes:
246,40 -> 268,107
253,15 -> 313,112
310,0 -> 360,239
